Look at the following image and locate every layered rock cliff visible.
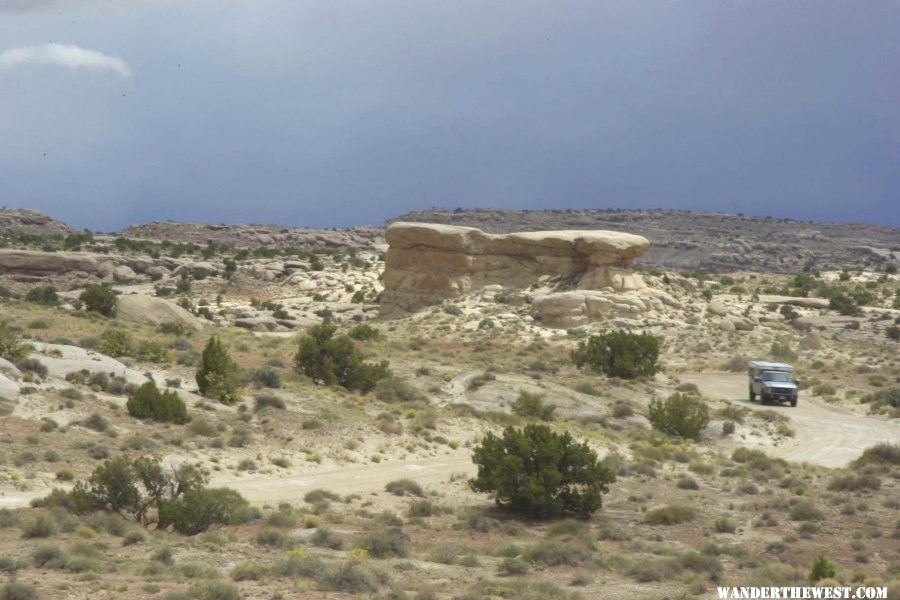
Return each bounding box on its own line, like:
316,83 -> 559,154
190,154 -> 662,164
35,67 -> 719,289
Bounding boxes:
380,222 -> 651,319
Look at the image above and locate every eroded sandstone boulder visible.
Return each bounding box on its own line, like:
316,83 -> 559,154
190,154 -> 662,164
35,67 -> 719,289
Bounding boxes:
115,295 -> 203,332
381,222 -> 650,317
0,249 -> 99,275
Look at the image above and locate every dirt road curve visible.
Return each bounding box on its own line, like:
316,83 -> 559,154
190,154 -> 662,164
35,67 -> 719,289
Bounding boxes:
210,452 -> 477,505
680,372 -> 899,468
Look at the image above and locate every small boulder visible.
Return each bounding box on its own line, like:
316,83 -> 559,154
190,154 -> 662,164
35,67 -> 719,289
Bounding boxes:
0,372 -> 19,405
235,316 -> 280,332
0,357 -> 22,380
113,265 -> 137,281
707,300 -> 729,317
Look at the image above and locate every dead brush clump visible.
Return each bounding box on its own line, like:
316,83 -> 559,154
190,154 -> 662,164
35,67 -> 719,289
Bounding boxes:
716,404 -> 748,423
458,578 -> 583,600
826,472 -> 881,492
521,539 -> 591,567
644,504 -> 698,525
376,413 -> 403,435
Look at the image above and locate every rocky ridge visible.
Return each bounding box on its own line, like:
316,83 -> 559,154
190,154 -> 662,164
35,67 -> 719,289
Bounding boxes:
121,221 -> 384,250
389,208 -> 900,273
0,208 -> 72,236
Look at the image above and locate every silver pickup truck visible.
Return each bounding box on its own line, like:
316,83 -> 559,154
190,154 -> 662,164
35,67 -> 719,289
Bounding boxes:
748,361 -> 799,407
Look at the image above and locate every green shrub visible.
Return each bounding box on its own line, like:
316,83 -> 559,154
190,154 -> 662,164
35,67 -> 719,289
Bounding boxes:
187,581 -> 242,600
829,293 -> 860,316
0,320 -> 30,362
31,542 -> 67,567
271,551 -> 324,578
79,285 -> 118,316
98,329 -> 132,357
196,336 -> 242,404
408,499 -> 436,517
497,556 -> 528,575
385,479 -> 424,497
511,391 -> 555,421
373,376 -> 425,404
253,393 -> 285,411
358,526 -> 409,558
311,527 -> 344,550
648,393 -> 709,441
294,324 -> 389,393
827,473 -> 881,492
522,540 -> 588,566
50,456 -> 249,535
789,501 -> 824,522
126,381 -> 189,424
25,285 -> 59,306
713,515 -> 737,533
0,582 -> 38,600
82,413 -> 110,432
852,443 -> 900,466
16,358 -> 47,379
319,560 -> 378,593
644,504 -> 697,525
348,324 -> 381,341
246,368 -> 281,389
135,340 -> 171,363
22,514 -> 58,538
160,487 -> 251,535
571,330 -> 660,379
470,424 -> 614,518
809,555 -> 836,582
859,389 -> 900,414
230,561 -> 269,581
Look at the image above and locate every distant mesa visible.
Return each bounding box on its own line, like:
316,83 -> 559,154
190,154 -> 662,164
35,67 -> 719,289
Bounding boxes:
379,221 -> 655,324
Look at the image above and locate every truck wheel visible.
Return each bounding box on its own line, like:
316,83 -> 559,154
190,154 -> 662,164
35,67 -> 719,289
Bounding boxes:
791,398 -> 798,407
761,393 -> 770,406
749,388 -> 756,402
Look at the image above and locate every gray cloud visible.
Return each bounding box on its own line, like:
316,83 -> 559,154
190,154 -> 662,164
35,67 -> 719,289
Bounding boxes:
0,43 -> 132,77
0,0 -> 58,12
0,1 -> 897,230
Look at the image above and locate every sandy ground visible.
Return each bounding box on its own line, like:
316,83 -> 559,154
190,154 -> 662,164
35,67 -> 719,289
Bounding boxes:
210,451 -> 477,505
680,372 -> 900,468
3,370 -> 894,510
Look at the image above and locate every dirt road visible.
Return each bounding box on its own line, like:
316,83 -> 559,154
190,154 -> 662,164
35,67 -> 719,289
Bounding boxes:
679,372 -> 899,468
209,451 -> 477,505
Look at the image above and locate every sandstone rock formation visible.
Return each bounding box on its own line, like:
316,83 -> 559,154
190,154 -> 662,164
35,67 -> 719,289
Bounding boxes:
115,295 -> 203,332
0,249 -> 99,277
380,222 -> 650,319
29,343 -> 148,385
0,209 -> 72,236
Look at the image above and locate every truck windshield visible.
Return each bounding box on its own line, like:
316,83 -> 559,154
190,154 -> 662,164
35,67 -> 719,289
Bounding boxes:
761,372 -> 792,382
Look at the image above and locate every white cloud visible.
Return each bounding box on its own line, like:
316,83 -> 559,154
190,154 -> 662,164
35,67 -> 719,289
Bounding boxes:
0,43 -> 132,77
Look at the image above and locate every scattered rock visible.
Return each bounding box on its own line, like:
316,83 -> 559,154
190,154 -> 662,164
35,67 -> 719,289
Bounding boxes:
235,316 -> 280,332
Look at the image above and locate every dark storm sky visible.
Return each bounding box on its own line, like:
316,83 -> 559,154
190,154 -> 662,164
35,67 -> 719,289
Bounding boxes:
1,1 -> 898,231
